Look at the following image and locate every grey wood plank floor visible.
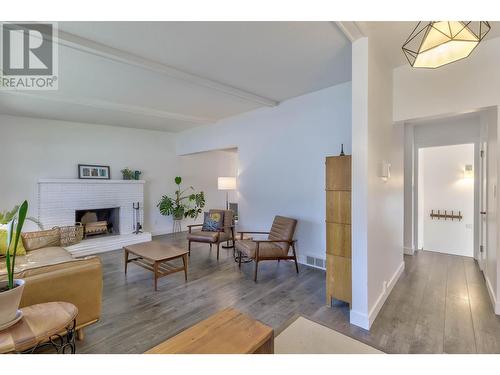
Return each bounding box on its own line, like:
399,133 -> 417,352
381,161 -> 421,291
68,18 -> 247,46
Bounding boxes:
312,250 -> 500,353
77,235 -> 500,354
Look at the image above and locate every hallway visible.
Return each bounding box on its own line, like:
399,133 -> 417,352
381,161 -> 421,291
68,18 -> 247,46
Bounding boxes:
313,250 -> 500,353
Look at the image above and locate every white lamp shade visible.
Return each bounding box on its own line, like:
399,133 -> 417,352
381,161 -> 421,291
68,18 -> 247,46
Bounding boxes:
218,177 -> 236,190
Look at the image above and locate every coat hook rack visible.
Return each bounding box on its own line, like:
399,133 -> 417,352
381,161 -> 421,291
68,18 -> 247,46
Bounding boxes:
430,209 -> 463,221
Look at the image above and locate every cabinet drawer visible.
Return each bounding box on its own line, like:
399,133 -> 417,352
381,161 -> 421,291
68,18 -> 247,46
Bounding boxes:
326,223 -> 351,257
326,255 -> 351,304
326,156 -> 351,191
326,191 -> 351,224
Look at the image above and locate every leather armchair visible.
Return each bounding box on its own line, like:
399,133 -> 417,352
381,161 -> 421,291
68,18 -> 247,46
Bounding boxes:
235,215 -> 298,281
186,209 -> 235,260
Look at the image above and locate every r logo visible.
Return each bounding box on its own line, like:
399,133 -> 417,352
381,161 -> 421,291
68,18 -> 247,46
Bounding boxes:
2,23 -> 53,76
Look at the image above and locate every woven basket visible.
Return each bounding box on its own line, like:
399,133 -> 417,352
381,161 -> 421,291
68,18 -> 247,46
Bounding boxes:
21,228 -> 60,251
58,223 -> 84,247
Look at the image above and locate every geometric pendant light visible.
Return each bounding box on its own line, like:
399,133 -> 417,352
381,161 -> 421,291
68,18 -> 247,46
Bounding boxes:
402,21 -> 491,68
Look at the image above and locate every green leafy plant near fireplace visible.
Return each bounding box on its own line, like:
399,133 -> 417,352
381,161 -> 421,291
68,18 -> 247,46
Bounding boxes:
157,177 -> 205,221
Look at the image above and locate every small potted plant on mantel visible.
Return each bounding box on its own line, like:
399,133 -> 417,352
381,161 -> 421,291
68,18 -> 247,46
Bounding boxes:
121,168 -> 142,181
0,200 -> 28,329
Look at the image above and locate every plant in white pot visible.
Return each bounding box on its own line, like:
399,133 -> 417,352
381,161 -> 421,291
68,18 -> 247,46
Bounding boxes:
0,200 -> 28,328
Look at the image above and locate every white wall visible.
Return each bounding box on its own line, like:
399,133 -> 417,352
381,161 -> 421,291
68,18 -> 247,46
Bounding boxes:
406,114 -> 481,257
351,37 -> 404,330
419,144 -> 474,257
0,115 -> 236,236
417,149 -> 424,250
483,108 -> 498,311
394,37 -> 500,122
394,36 -> 500,314
176,82 -> 352,265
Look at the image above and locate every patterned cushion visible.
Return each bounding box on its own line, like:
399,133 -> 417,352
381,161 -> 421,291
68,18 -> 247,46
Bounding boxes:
201,211 -> 224,232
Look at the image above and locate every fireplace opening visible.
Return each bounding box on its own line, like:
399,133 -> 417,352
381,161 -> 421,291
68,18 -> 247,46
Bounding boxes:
75,207 -> 120,239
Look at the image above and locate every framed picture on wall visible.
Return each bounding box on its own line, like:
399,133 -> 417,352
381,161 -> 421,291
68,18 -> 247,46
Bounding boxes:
78,164 -> 111,180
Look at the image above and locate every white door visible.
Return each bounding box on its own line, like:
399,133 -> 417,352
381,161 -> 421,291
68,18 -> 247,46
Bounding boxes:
478,143 -> 487,271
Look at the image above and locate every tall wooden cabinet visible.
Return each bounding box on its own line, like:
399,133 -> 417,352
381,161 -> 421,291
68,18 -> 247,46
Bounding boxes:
326,155 -> 352,306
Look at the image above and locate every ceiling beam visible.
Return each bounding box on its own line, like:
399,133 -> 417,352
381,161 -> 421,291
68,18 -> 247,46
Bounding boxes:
0,90 -> 214,124
334,22 -> 365,42
52,29 -> 279,108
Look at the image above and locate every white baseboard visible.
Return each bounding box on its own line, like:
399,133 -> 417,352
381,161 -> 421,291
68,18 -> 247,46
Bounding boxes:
485,275 -> 500,315
151,229 -> 174,236
403,247 -> 415,255
349,309 -> 370,330
350,261 -> 405,330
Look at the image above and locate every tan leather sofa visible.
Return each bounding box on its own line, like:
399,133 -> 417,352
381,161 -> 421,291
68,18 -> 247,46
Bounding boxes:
0,246 -> 103,340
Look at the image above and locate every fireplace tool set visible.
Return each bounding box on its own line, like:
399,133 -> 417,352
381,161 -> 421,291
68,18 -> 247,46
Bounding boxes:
133,202 -> 143,234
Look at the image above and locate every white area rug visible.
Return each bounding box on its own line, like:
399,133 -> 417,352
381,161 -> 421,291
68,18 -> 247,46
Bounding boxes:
275,316 -> 384,354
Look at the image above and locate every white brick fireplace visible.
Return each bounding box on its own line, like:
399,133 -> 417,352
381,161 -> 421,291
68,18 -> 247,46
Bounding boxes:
38,179 -> 151,256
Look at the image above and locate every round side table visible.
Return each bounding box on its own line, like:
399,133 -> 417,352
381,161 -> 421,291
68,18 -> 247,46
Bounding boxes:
0,301 -> 78,354
233,235 -> 254,264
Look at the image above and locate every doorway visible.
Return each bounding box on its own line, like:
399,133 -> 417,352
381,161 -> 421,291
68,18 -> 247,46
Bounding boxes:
417,144 -> 475,257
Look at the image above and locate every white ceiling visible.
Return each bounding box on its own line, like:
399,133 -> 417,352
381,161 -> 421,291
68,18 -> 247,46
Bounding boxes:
0,22 -> 352,132
4,21 -> 496,132
357,21 -> 500,68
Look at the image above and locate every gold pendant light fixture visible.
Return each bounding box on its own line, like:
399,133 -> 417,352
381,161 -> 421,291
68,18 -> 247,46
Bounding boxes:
402,21 -> 490,68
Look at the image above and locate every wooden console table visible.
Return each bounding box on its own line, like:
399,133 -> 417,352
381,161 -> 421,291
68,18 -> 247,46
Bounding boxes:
145,307 -> 274,354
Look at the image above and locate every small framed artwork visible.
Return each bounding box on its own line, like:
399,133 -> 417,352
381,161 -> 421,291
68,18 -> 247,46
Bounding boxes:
78,164 -> 111,180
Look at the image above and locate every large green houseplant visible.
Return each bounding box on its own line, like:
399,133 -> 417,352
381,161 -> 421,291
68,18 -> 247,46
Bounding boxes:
157,177 -> 205,221
0,200 -> 28,327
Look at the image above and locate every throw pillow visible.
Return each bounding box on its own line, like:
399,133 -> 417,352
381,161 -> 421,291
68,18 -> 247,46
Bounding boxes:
201,211 -> 224,232
0,229 -> 27,256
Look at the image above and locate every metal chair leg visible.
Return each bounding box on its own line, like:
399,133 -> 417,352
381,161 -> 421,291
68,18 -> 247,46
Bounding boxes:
292,243 -> 299,274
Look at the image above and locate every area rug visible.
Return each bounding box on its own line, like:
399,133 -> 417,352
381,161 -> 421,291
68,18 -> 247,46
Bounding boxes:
274,316 -> 384,354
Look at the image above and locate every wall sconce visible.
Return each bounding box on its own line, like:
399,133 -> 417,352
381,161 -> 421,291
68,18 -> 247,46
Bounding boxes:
463,164 -> 473,179
379,161 -> 391,182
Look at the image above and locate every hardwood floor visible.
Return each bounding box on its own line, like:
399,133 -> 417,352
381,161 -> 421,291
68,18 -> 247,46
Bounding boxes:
312,250 -> 500,353
77,235 -> 500,354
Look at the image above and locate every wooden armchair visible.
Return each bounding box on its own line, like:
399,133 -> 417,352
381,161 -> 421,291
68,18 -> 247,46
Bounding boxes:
235,216 -> 298,281
186,209 -> 235,260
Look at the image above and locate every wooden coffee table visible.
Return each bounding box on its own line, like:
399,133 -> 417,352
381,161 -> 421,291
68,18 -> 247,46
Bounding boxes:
145,307 -> 274,354
124,241 -> 188,291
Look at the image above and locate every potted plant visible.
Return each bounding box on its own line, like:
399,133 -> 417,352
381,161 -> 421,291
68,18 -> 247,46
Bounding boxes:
157,177 -> 205,221
121,168 -> 135,180
0,200 -> 28,328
